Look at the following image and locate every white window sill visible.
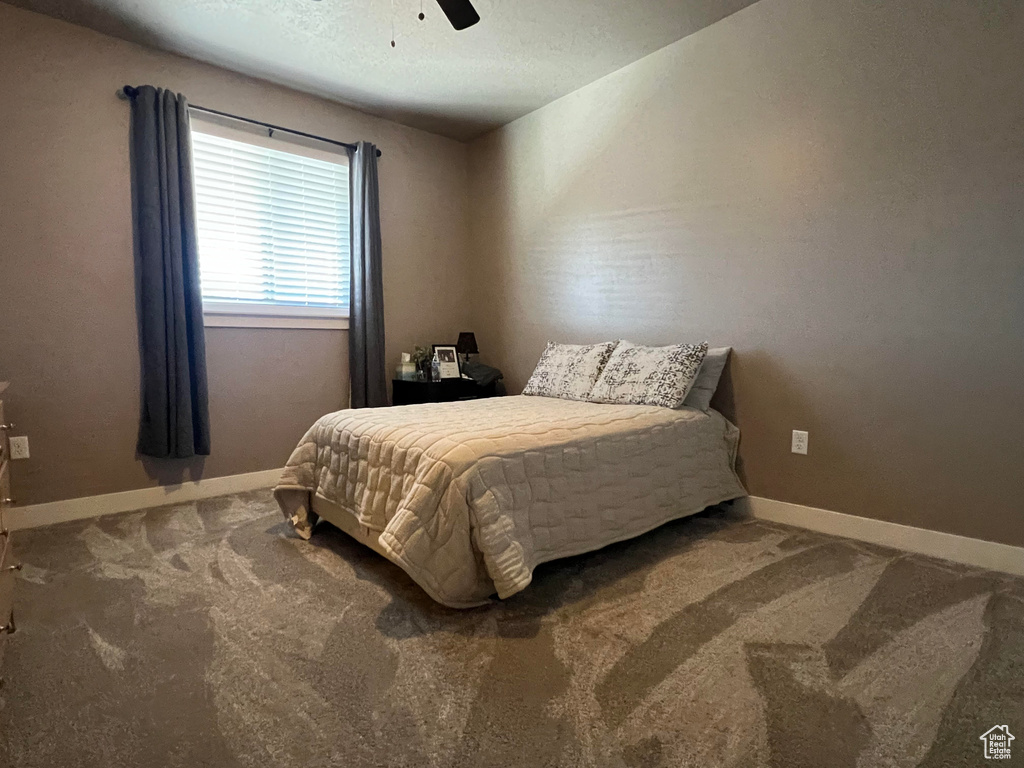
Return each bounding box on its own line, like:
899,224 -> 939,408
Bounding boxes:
204,314 -> 348,329
202,303 -> 349,330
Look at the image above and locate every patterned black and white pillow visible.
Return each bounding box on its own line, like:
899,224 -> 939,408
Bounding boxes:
589,341 -> 708,408
522,341 -> 619,401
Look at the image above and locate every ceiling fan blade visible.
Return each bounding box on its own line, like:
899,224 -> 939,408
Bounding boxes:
434,0 -> 480,30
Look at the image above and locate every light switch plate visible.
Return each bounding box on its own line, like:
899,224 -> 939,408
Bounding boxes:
791,430 -> 808,455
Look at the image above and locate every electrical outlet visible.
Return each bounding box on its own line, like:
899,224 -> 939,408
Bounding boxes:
791,430 -> 808,455
8,436 -> 29,460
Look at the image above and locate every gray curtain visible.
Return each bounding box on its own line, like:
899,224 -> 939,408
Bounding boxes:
128,85 -> 211,457
348,142 -> 388,408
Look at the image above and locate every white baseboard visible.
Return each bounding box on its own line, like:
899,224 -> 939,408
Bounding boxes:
6,468 -> 282,531
737,496 -> 1024,577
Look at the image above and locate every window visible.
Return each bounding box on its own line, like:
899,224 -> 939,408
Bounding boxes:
191,125 -> 350,328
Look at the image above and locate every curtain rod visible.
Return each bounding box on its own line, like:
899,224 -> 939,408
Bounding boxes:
119,86 -> 381,158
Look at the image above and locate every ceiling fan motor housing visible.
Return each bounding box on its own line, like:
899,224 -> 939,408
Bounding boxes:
435,0 -> 480,30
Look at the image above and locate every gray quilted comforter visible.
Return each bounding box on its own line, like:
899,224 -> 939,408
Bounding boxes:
274,395 -> 745,607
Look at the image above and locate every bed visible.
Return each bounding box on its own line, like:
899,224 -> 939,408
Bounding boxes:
274,395 -> 746,607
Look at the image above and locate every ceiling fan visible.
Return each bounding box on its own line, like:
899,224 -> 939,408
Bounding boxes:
433,0 -> 480,30
312,0 -> 479,31
315,0 -> 479,42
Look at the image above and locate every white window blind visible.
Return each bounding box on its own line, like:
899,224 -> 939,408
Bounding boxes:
191,129 -> 350,316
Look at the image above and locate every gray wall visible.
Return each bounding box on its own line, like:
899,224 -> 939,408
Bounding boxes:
0,3 -> 472,504
468,0 -> 1024,546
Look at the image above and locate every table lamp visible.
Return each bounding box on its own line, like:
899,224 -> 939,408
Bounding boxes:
456,332 -> 479,364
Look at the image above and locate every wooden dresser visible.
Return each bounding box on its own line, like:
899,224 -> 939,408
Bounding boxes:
0,381 -> 18,681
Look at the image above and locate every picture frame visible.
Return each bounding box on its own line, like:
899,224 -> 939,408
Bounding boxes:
432,344 -> 462,379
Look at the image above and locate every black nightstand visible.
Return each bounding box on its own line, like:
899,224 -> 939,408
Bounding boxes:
392,378 -> 497,406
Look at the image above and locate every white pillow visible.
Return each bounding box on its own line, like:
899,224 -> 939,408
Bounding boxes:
682,346 -> 732,411
589,341 -> 708,408
522,341 -> 619,401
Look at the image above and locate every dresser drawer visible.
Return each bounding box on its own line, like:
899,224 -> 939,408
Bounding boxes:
0,390 -> 14,682
0,508 -> 10,568
0,398 -> 7,465
0,461 -> 14,605
0,460 -> 9,514
0,562 -> 13,625
0,462 -> 8,540
0,563 -> 14,676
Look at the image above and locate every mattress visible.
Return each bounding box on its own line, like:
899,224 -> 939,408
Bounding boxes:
274,395 -> 746,607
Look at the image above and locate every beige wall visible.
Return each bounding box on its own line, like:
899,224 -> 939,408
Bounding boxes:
468,0 -> 1024,546
0,3 -> 472,504
3,0 -> 1023,549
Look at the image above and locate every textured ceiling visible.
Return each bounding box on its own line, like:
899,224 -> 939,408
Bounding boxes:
7,0 -> 760,140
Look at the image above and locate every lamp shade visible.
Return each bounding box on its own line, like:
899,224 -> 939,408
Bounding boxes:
456,332 -> 479,355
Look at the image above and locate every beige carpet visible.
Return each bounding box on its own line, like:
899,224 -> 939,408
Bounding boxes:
1,490 -> 1021,767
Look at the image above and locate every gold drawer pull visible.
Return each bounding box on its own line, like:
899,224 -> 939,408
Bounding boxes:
0,611 -> 14,635
1,498 -> 13,505
5,563 -> 21,572
0,423 -> 13,431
